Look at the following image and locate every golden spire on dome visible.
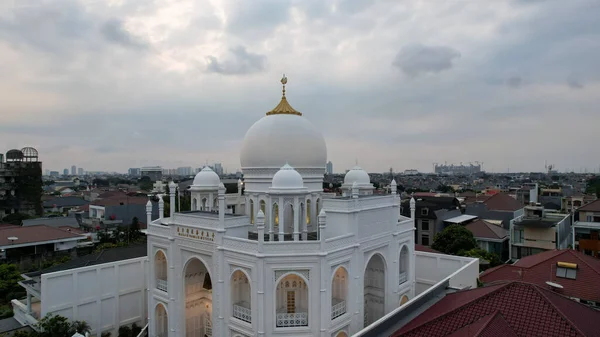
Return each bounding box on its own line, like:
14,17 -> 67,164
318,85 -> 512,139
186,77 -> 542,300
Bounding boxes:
266,74 -> 302,116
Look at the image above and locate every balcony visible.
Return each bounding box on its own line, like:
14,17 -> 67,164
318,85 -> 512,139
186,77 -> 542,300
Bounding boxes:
156,279 -> 167,292
233,302 -> 251,323
398,271 -> 407,285
331,299 -> 346,320
276,311 -> 308,327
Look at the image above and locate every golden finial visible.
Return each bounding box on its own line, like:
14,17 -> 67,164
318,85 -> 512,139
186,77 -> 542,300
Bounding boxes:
266,74 -> 302,116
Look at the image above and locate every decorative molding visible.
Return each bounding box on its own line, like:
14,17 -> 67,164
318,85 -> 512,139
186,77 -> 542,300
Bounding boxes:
275,269 -> 310,282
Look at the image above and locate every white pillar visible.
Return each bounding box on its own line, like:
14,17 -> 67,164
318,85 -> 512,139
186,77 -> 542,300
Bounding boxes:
293,198 -> 300,241
158,195 -> 164,220
26,292 -> 32,314
218,183 -> 225,228
169,181 -> 177,218
208,192 -> 214,211
268,200 -> 274,242
146,199 -> 152,226
352,182 -> 359,199
278,197 -> 284,241
257,210 -> 265,253
318,209 -> 326,250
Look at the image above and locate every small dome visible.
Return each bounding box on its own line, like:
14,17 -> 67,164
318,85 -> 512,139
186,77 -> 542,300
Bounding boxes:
344,166 -> 370,185
271,163 -> 304,189
192,167 -> 220,187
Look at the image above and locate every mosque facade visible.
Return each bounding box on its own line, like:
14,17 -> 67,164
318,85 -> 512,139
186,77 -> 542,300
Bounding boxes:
146,77 -> 416,337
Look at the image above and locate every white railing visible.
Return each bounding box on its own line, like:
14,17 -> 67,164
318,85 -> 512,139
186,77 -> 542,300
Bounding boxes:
399,271 -> 407,285
11,299 -> 39,330
276,312 -> 308,327
233,303 -> 251,323
156,278 -> 168,292
136,323 -> 148,337
331,300 -> 346,319
205,317 -> 212,337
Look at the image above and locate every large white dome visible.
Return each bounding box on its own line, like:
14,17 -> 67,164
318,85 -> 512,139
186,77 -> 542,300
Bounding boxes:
344,166 -> 370,185
240,113 -> 327,169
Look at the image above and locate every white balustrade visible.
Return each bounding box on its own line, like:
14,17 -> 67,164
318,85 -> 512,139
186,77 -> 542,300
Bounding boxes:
331,299 -> 346,320
276,312 -> 308,327
398,271 -> 407,285
233,303 -> 252,323
156,278 -> 168,292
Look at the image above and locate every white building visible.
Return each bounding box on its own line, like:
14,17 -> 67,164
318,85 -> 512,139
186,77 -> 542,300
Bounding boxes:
145,77 -> 419,337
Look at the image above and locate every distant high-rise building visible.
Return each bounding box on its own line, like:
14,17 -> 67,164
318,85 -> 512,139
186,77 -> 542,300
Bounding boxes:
140,166 -> 162,182
49,171 -> 59,177
78,167 -> 84,175
128,168 -> 141,176
326,161 -> 333,174
71,165 -> 76,175
177,167 -> 193,176
63,168 -> 69,175
213,163 -> 223,176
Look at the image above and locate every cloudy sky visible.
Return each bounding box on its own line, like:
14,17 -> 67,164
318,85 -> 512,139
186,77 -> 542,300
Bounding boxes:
1,0 -> 599,174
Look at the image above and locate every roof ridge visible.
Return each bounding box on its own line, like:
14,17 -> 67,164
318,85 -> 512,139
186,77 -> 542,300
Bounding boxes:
521,249 -> 565,268
473,310 -> 504,337
400,282 -> 513,334
567,249 -> 600,276
534,285 -> 588,337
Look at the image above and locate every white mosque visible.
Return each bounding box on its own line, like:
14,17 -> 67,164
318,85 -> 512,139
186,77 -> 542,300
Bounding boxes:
145,76 -> 416,337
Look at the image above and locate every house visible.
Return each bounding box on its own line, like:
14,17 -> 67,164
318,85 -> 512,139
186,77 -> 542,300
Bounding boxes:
42,196 -> 88,214
511,205 -> 571,260
465,219 -> 509,261
389,281 -> 599,337
480,249 -> 600,308
464,192 -> 525,229
22,216 -> 80,229
562,192 -> 596,213
0,225 -> 86,265
400,196 -> 461,246
13,244 -> 148,335
572,199 -> 600,257
84,194 -> 159,230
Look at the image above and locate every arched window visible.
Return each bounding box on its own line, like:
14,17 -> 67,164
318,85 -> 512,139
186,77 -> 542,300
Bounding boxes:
364,254 -> 385,327
231,270 -> 251,323
184,258 -> 212,336
275,274 -> 308,327
155,303 -> 168,337
250,200 -> 254,224
331,267 -> 348,320
192,198 -> 197,211
306,199 -> 311,225
400,295 -> 409,305
272,203 -> 279,226
155,250 -> 167,292
201,198 -> 207,211
399,245 -> 409,285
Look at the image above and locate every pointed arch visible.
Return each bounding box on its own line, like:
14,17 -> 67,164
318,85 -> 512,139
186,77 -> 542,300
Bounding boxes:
155,303 -> 168,337
275,272 -> 309,327
399,244 -> 409,285
364,253 -> 386,327
249,199 -> 255,224
306,199 -> 311,225
154,249 -> 168,292
183,257 -> 212,336
231,269 -> 252,323
331,266 -> 348,320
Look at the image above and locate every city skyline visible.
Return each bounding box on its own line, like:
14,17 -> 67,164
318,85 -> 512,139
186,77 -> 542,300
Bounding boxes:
1,1 -> 599,173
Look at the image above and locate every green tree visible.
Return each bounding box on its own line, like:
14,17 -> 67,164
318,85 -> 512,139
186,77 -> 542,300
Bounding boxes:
1,212 -> 31,225
437,184 -> 455,193
0,264 -> 24,303
431,225 -> 477,255
460,248 -> 502,269
35,313 -> 89,337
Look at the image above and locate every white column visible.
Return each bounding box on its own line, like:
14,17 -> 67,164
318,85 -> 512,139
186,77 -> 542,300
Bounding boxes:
257,210 -> 265,253
26,292 -> 32,314
318,210 -> 326,250
293,197 -> 300,241
158,195 -> 164,220
169,181 -> 177,218
278,197 -> 284,241
208,192 -> 214,211
218,183 -> 225,228
268,200 -> 274,242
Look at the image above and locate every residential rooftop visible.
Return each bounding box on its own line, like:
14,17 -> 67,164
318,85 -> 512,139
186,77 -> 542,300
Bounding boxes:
0,225 -> 84,248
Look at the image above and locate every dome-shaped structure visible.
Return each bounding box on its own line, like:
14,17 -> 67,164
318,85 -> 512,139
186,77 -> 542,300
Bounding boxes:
271,163 -> 304,189
20,147 -> 38,161
344,166 -> 370,186
192,167 -> 220,188
6,149 -> 24,161
240,76 -> 326,170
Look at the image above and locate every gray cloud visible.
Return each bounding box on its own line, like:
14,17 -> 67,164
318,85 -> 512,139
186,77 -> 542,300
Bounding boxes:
206,46 -> 268,75
100,18 -> 148,49
392,44 -> 461,77
507,76 -> 523,88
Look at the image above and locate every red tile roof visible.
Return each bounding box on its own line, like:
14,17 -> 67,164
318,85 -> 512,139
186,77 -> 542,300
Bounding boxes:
465,219 -> 509,240
393,281 -> 600,337
0,225 -> 84,247
578,199 -> 600,212
415,244 -> 440,253
481,193 -> 523,212
480,250 -> 600,302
